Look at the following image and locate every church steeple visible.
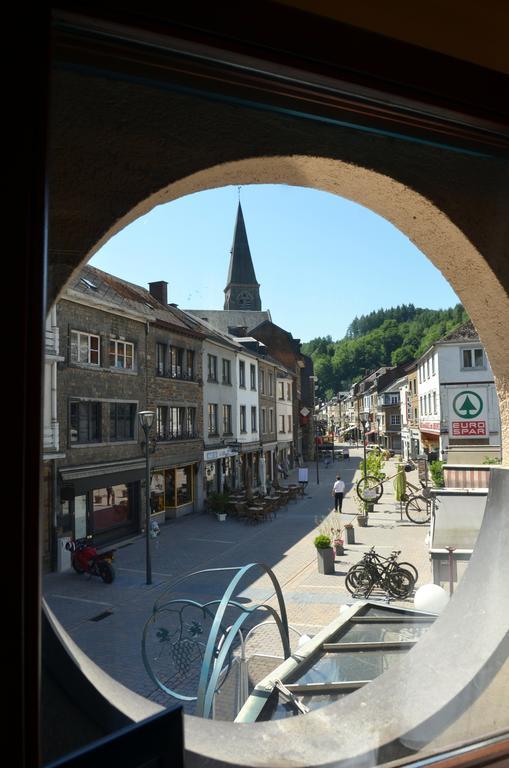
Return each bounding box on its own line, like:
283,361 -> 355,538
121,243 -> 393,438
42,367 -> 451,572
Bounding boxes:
224,202 -> 261,311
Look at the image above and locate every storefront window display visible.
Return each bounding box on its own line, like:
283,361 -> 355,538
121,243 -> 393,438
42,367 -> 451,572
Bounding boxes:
153,465 -> 195,509
222,457 -> 234,492
91,483 -> 133,531
205,462 -> 217,496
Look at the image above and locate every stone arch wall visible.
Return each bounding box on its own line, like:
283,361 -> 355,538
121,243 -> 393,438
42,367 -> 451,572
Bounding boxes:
48,72 -> 509,459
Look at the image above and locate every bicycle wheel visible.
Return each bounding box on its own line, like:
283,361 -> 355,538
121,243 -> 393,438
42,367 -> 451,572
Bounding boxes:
405,495 -> 431,524
356,476 -> 383,503
387,569 -> 415,598
398,561 -> 418,583
345,566 -> 374,595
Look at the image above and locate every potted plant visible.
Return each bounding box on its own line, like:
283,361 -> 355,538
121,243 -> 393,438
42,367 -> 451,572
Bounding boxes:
330,523 -> 344,556
344,522 -> 355,544
314,534 -> 335,574
355,495 -> 369,527
207,491 -> 230,521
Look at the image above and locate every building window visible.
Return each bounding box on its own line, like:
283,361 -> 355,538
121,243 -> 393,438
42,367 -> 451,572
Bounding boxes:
268,373 -> 274,395
250,364 -> 256,390
156,343 -> 166,376
261,407 -> 267,434
390,395 -> 399,404
239,360 -> 245,388
207,354 -> 217,382
110,403 -> 136,441
287,414 -> 292,433
279,382 -> 285,400
433,391 -> 437,414
186,407 -> 196,437
169,346 -> 184,378
222,404 -> 232,435
419,366 -> 422,384
428,393 -> 432,414
431,354 -> 435,375
462,347 -> 485,369
279,415 -> 285,433
240,405 -> 246,433
222,358 -> 231,384
414,408 -> 418,421
156,406 -> 168,439
109,339 -> 134,369
269,408 -> 274,432
186,350 -> 195,380
390,414 -> 401,426
70,330 -> 100,365
287,383 -> 291,401
70,401 -> 101,444
251,406 -> 257,432
260,370 -> 265,394
208,403 -> 218,436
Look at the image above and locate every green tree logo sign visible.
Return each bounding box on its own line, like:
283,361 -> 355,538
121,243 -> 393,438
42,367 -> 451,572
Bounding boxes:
453,391 -> 483,419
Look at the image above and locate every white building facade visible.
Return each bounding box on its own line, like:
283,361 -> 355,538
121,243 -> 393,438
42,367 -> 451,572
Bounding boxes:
417,322 -> 501,462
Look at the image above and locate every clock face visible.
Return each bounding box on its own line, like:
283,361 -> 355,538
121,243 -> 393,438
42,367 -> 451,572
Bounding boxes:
238,290 -> 253,308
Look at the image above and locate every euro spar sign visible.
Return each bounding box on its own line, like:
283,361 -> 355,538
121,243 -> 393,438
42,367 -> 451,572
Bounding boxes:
450,389 -> 486,438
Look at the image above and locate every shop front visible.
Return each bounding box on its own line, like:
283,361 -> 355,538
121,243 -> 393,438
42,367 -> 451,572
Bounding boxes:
420,422 -> 441,462
150,463 -> 196,519
203,447 -> 238,498
59,459 -> 144,547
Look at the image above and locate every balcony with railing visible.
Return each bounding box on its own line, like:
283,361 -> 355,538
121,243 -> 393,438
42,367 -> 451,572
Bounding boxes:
155,429 -> 199,442
45,326 -> 60,357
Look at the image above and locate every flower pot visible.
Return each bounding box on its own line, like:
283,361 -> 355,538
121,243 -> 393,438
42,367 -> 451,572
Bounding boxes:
216,513 -> 227,522
334,540 -> 345,556
345,526 -> 355,544
357,515 -> 368,527
316,547 -> 335,574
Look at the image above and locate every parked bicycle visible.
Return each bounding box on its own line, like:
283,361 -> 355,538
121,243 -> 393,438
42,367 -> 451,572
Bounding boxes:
356,464 -> 433,525
345,548 -> 416,599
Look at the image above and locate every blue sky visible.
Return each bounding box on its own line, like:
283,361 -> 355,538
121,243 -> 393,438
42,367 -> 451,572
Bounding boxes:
89,184 -> 460,343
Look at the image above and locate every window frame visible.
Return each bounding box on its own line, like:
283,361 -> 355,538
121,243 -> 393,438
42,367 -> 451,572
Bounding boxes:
109,338 -> 134,370
70,330 -> 100,366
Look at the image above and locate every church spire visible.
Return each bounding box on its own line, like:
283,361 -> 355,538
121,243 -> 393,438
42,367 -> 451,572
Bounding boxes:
224,202 -> 261,311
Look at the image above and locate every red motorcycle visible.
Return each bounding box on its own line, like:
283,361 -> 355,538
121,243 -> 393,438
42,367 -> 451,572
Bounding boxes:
66,536 -> 116,583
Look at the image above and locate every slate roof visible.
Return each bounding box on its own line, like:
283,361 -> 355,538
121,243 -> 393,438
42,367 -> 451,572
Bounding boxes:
225,202 -> 259,287
437,320 -> 479,343
187,308 -> 271,334
65,265 -> 204,337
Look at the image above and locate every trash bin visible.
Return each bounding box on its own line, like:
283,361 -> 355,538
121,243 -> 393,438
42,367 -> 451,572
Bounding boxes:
57,536 -> 72,572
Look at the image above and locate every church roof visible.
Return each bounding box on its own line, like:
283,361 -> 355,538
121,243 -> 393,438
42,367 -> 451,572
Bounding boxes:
225,202 -> 259,287
187,309 -> 271,335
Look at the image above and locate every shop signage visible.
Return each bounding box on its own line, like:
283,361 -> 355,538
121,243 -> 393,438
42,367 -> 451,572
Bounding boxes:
449,388 -> 487,440
420,421 -> 440,434
204,447 -> 237,461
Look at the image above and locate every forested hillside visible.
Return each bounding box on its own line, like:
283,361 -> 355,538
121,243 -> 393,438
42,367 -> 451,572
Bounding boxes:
302,304 -> 468,398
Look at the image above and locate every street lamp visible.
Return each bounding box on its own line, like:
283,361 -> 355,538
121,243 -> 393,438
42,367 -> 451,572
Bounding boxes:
310,376 -> 319,484
330,415 -> 335,464
138,410 -> 155,585
360,411 -> 370,522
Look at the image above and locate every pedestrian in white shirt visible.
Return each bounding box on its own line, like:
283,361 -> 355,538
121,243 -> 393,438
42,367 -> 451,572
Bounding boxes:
332,475 -> 345,512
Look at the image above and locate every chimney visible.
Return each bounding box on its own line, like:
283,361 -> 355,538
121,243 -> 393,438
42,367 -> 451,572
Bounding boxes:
148,281 -> 168,305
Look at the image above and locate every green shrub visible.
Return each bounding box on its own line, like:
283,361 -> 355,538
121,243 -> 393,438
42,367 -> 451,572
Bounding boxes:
430,460 -> 445,488
314,534 -> 332,549
482,457 -> 502,465
393,463 -> 407,501
207,491 -> 230,513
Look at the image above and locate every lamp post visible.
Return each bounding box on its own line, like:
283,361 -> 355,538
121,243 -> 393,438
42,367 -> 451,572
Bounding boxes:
138,410 -> 155,585
310,375 -> 319,484
360,411 -> 370,522
331,415 -> 335,464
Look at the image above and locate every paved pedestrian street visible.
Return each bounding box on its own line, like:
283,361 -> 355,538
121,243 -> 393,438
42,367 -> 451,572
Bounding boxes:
43,448 -> 433,717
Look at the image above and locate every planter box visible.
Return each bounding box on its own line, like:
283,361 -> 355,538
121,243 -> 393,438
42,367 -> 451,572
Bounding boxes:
357,515 -> 368,527
316,547 -> 335,574
345,526 -> 355,544
334,543 -> 345,556
216,513 -> 227,522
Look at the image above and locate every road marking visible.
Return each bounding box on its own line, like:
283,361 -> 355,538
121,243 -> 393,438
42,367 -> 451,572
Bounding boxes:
118,567 -> 173,576
50,594 -> 113,607
187,538 -> 235,544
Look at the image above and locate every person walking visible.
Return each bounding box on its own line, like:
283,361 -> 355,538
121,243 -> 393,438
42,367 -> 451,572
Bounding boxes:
332,475 -> 345,512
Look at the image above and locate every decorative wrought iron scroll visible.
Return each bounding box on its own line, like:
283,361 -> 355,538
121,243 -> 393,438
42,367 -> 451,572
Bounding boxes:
142,563 -> 290,719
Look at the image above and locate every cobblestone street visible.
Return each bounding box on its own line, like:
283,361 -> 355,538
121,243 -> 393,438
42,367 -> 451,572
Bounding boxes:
43,449 -> 432,716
